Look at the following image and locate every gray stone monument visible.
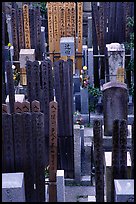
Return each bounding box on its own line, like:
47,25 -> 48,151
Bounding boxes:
82,45 -> 88,67
74,125 -> 81,182
114,179 -> 134,202
41,26 -> 46,58
80,125 -> 84,155
88,48 -> 94,85
106,43 -> 125,82
19,49 -> 35,68
104,151 -> 131,202
56,170 -> 65,202
60,37 -> 75,57
88,16 -> 92,48
81,87 -> 89,114
73,75 -> 80,93
102,81 -> 128,136
2,172 -> 26,202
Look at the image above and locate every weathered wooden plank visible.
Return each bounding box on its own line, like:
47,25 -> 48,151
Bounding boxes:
6,61 -> 15,114
29,8 -> 36,49
77,2 -> 83,71
31,100 -> 40,112
13,113 -> 24,172
14,101 -> 22,113
53,3 -> 60,61
92,4 -> 100,88
23,4 -> 31,49
120,119 -> 127,178
59,3 -> 65,38
111,119 -> 120,202
41,60 -> 50,137
22,112 -> 35,202
54,60 -> 65,137
11,9 -> 19,60
2,104 -> 8,113
33,112 -> 45,202
32,61 -> 41,101
22,101 -> 30,112
93,120 -> 104,202
47,2 -> 54,62
2,113 -> 15,173
26,60 -> 33,103
17,8 -> 25,50
49,101 -> 58,202
35,6 -> 42,60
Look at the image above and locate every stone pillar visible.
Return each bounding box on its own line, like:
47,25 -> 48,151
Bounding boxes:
74,125 -> 81,182
2,172 -> 26,202
82,45 -> 88,67
6,14 -> 13,46
57,170 -> 65,202
19,49 -> 35,85
106,43 -> 125,83
102,81 -> 128,136
88,48 -> 94,85
81,87 -> 89,114
80,125 -> 84,155
114,179 -> 134,202
88,16 -> 92,48
41,26 -> 46,59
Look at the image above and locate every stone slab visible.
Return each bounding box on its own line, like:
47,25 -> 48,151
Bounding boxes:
60,37 -> 75,57
114,179 -> 134,202
2,172 -> 25,202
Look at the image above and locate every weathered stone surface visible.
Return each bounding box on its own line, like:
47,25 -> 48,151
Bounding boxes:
102,81 -> 128,136
2,172 -> 26,202
114,179 -> 134,202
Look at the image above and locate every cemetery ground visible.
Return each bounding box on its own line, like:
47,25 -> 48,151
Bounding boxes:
2,2 -> 134,202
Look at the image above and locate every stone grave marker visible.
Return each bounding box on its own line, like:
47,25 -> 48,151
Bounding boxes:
60,37 -> 75,57
102,81 -> 128,136
41,26 -> 46,58
88,16 -> 92,48
57,170 -> 65,202
82,45 -> 88,67
106,43 -> 125,82
114,179 -> 134,202
2,172 -> 26,202
74,124 -> 81,182
49,100 -> 58,202
104,151 -> 131,202
88,48 -> 94,85
81,87 -> 89,114
19,49 -> 35,85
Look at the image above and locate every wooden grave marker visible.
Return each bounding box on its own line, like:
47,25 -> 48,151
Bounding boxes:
23,4 -> 31,49
47,2 -> 54,62
77,2 -> 83,72
49,100 -> 58,202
